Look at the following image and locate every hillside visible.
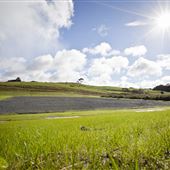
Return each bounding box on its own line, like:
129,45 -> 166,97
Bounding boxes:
0,82 -> 122,96
0,82 -> 170,101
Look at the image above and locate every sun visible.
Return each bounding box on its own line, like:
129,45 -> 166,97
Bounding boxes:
155,11 -> 170,31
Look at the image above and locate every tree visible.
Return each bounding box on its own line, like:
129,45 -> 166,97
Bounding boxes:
16,77 -> 21,82
77,78 -> 84,84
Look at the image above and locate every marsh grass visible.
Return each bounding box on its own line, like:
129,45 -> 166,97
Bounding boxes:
0,108 -> 170,169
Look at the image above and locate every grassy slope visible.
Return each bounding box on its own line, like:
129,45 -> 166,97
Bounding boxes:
0,82 -> 122,97
1,82 -> 169,100
0,108 -> 170,169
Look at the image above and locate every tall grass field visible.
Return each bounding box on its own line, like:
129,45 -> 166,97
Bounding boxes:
0,108 -> 170,169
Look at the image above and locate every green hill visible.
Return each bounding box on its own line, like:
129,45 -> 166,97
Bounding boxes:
0,82 -> 170,100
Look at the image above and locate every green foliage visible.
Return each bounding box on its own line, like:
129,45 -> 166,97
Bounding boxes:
0,108 -> 170,169
0,157 -> 8,169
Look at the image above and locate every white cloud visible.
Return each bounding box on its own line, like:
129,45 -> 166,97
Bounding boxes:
28,54 -> 54,71
0,32 -> 6,42
34,0 -> 73,39
120,76 -> 128,82
0,49 -> 86,82
83,42 -> 120,56
93,24 -> 109,37
0,56 -> 52,81
157,54 -> 170,70
106,76 -> 170,89
0,0 -> 74,59
119,76 -> 131,88
125,21 -> 147,27
0,57 -> 29,81
52,49 -> 87,81
128,57 -> 162,77
161,76 -> 170,84
0,30 -> 169,89
136,76 -> 170,88
119,78 -> 139,88
0,57 -> 26,74
138,80 -> 159,88
124,45 -> 147,57
87,56 -> 129,85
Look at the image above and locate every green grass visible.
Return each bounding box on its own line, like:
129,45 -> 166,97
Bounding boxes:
0,96 -> 12,101
1,81 -> 170,101
0,82 -> 123,99
0,108 -> 170,169
0,82 -> 122,93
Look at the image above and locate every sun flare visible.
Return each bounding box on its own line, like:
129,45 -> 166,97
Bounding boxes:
155,11 -> 170,31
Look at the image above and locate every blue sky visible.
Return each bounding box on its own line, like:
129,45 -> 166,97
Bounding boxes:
0,0 -> 170,88
64,1 -> 170,54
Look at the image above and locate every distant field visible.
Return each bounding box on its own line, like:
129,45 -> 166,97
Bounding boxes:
0,108 -> 170,169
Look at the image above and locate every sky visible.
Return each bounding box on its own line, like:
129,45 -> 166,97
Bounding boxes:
0,0 -> 170,88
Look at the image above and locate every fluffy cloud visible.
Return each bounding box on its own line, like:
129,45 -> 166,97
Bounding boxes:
125,21 -> 147,27
0,49 -> 86,82
83,42 -> 120,56
34,0 -> 73,39
0,41 -> 126,84
52,49 -> 87,81
87,56 -> 129,84
136,76 -> 170,88
0,57 -> 26,76
0,35 -> 169,88
128,57 -> 162,77
28,54 -> 54,72
93,24 -> 109,37
157,54 -> 170,70
0,0 -> 74,59
161,76 -> 170,84
0,54 -> 58,81
124,45 -> 147,57
119,76 -> 134,88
